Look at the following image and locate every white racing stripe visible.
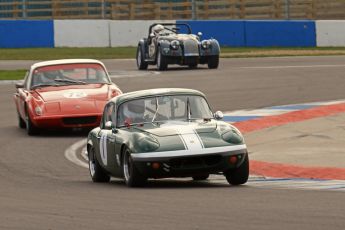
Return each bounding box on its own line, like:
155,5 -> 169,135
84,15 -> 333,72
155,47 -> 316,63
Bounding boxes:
173,125 -> 204,151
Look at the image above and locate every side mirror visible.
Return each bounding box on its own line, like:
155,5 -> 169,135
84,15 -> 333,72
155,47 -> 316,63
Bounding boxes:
104,121 -> 113,130
214,111 -> 223,120
197,32 -> 203,37
15,82 -> 24,88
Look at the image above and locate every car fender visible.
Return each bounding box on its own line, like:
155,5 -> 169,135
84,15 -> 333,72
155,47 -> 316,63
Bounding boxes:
157,40 -> 170,55
210,39 -> 220,55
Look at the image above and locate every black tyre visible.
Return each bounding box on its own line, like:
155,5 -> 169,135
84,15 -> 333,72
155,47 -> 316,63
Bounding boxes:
224,153 -> 249,185
208,55 -> 219,69
136,45 -> 148,70
25,111 -> 39,136
192,174 -> 209,181
18,112 -> 26,129
157,47 -> 168,71
88,146 -> 111,183
122,148 -> 147,187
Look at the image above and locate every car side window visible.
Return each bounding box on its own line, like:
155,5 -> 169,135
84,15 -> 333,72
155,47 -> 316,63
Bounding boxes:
102,103 -> 115,128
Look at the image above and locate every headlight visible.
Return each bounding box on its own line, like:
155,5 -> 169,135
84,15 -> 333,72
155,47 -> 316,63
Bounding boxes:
221,130 -> 243,144
138,136 -> 160,152
170,40 -> 180,50
35,106 -> 43,116
201,40 -> 211,49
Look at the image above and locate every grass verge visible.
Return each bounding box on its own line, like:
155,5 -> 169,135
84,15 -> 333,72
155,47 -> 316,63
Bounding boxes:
0,70 -> 26,80
1,47 -> 345,60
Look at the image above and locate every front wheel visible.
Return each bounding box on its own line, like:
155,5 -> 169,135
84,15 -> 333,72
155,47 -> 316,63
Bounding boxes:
18,112 -> 26,129
208,55 -> 219,69
88,146 -> 110,183
136,45 -> 148,70
25,111 -> 39,136
122,148 -> 147,187
224,153 -> 249,185
157,47 -> 168,71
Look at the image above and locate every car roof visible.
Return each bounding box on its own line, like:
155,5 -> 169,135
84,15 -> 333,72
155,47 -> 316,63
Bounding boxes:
110,88 -> 206,105
30,59 -> 106,70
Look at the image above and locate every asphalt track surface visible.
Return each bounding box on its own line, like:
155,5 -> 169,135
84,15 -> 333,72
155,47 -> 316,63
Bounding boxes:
1,56 -> 345,230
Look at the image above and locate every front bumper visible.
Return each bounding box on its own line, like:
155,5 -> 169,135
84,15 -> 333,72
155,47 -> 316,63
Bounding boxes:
131,145 -> 248,178
31,114 -> 102,128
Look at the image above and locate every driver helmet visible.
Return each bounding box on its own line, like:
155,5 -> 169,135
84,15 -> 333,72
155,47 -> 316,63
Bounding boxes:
43,70 -> 60,81
123,100 -> 145,121
153,24 -> 164,34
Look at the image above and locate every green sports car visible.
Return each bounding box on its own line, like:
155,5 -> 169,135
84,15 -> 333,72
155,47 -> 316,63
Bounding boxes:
87,88 -> 249,187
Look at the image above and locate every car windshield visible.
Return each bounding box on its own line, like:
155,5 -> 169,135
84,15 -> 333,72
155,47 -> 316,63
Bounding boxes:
117,95 -> 213,127
31,63 -> 110,89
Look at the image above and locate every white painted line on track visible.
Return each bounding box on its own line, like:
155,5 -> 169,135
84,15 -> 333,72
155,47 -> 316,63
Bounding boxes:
239,64 -> 345,69
64,139 -> 88,168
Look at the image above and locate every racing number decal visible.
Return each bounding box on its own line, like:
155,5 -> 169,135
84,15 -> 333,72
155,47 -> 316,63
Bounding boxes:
99,133 -> 108,166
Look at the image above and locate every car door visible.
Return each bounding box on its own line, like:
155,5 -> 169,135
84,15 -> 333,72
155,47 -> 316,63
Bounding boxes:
97,103 -> 120,175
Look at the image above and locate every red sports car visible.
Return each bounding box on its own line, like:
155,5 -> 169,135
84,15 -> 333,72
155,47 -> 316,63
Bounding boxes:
13,59 -> 122,135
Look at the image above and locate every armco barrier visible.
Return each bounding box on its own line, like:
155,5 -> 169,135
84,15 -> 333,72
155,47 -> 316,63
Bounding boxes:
0,20 -> 54,48
245,20 -> 316,47
2,20 -> 344,48
54,20 -> 110,47
316,20 -> 345,47
177,20 -> 245,47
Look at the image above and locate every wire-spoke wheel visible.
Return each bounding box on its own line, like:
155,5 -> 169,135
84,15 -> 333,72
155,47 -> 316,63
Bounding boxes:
123,148 -> 147,187
157,47 -> 168,71
136,45 -> 148,70
88,147 -> 110,183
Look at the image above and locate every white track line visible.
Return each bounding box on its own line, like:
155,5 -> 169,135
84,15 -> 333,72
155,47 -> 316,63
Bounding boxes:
239,64 -> 345,69
64,139 -> 88,168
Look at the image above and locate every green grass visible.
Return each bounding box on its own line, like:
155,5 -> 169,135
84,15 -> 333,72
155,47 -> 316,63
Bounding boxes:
1,47 -> 345,60
0,70 -> 27,80
0,47 -> 136,60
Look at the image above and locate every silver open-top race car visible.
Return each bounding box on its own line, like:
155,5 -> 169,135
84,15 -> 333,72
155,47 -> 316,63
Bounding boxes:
87,88 -> 249,187
136,23 -> 220,70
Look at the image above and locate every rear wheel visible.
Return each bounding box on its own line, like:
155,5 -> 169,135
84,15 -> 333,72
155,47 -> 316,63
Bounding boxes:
224,153 -> 249,185
88,146 -> 111,183
157,47 -> 168,71
123,148 -> 147,187
192,174 -> 209,181
136,45 -> 148,70
208,55 -> 219,69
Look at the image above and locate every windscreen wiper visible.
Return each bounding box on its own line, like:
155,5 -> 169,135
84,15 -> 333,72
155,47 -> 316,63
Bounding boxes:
54,79 -> 86,85
31,83 -> 58,89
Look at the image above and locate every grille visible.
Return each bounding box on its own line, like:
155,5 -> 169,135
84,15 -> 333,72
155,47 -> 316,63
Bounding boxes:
183,39 -> 199,56
62,116 -> 97,125
169,155 -> 222,169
